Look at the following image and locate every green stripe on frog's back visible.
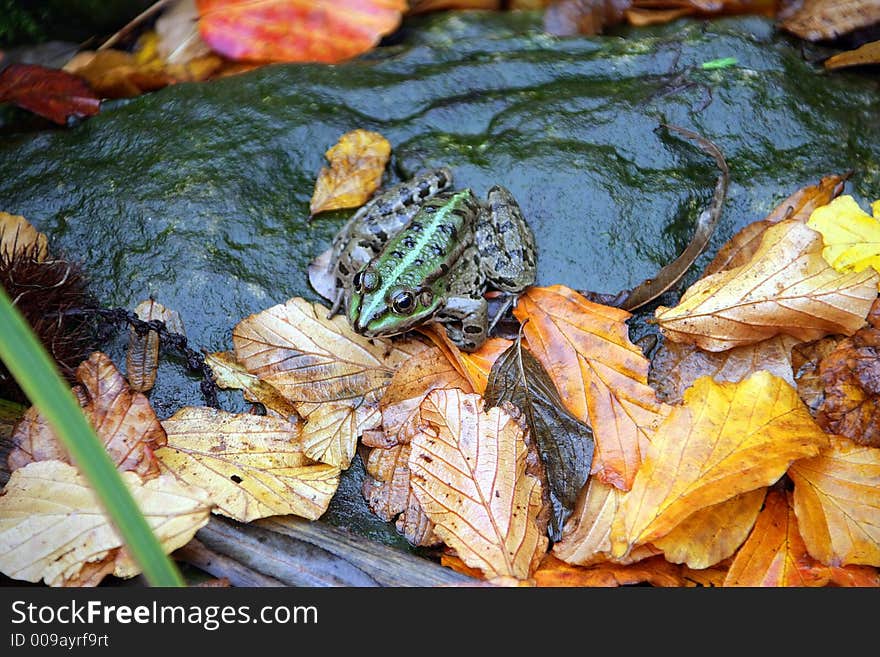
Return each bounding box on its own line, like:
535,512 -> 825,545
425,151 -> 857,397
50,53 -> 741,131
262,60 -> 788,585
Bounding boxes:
359,189 -> 479,321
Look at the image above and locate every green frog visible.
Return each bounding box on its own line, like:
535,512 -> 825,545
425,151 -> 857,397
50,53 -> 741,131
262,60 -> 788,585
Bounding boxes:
326,168 -> 537,351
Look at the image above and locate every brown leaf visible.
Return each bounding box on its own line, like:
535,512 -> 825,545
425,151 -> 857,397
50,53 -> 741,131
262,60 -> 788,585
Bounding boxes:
724,490 -> 830,586
703,173 -> 849,276
779,0 -> 880,41
0,212 -> 48,261
791,336 -> 845,413
126,299 -> 185,393
0,63 -> 100,125
649,335 -> 799,404
9,352 -> 166,478
825,40 -> 880,69
232,297 -> 426,468
204,351 -> 300,418
309,130 -> 392,216
655,221 -> 879,351
611,372 -> 829,557
543,0 -> 632,36
0,460 -> 212,586
64,49 -> 171,99
515,285 -> 671,490
409,389 -> 548,580
789,436 -> 880,566
814,318 -> 880,447
157,407 -> 339,522
534,553 -> 683,587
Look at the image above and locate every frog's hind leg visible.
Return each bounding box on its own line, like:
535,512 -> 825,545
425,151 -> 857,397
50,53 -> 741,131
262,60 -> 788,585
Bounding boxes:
435,295 -> 488,352
476,185 -> 537,293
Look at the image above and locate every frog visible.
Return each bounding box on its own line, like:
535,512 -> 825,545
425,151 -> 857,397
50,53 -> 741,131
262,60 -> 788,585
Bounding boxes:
325,168 -> 537,352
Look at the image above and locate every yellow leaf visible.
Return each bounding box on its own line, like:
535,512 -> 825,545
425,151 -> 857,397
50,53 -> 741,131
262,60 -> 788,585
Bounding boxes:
656,220 -> 878,351
807,195 -> 880,274
653,489 -> 766,569
0,211 -> 47,261
514,285 -> 671,490
789,435 -> 880,566
157,407 -> 340,522
309,129 -> 391,216
824,40 -> 880,69
409,389 -> 548,580
204,351 -> 299,418
0,460 -> 211,586
611,371 -> 828,556
232,297 -> 426,468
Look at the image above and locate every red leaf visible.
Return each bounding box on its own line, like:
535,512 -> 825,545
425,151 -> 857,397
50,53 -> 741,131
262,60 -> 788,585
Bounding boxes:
196,0 -> 407,64
0,63 -> 100,125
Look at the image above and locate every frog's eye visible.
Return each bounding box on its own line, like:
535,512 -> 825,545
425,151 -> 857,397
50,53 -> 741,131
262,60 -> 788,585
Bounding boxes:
354,269 -> 380,292
390,289 -> 416,314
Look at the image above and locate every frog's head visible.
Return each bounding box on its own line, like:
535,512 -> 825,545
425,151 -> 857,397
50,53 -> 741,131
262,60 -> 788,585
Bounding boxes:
348,265 -> 444,337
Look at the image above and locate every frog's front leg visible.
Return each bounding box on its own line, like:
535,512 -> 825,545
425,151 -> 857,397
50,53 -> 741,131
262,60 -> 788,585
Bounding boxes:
435,295 -> 488,352
476,185 -> 537,292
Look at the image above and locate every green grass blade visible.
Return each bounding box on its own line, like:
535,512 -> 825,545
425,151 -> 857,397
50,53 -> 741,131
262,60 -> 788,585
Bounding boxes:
0,286 -> 184,586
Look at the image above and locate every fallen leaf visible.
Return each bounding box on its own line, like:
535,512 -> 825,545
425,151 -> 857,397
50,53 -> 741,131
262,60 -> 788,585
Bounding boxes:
779,0 -> 880,41
611,371 -> 829,557
652,489 -> 766,569
791,336 -> 845,413
813,318 -> 880,447
553,478 -> 661,566
309,129 -> 392,216
409,389 -> 548,580
533,553 -> 683,587
515,285 -> 671,490
789,436 -> 880,566
655,220 -> 878,351
703,173 -> 849,276
157,407 -> 339,522
543,0 -> 631,36
624,7 -> 692,26
126,299 -> 185,393
807,195 -> 880,274
418,323 -> 511,395
232,297 -> 426,468
648,335 -> 799,404
485,339 -> 594,541
196,0 -> 407,64
64,48 -> 171,99
825,40 -> 880,69
0,460 -> 211,586
0,212 -> 48,261
157,0 -> 213,64
9,352 -> 166,478
204,351 -> 300,418
0,63 -> 100,125
681,562 -> 729,587
724,490 -> 830,586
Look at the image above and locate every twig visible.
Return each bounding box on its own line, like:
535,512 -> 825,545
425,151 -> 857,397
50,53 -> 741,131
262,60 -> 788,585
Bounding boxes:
98,0 -> 174,51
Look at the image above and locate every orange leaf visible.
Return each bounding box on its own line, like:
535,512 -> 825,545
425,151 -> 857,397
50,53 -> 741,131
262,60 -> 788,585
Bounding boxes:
789,436 -> 880,566
825,40 -> 880,69
779,0 -> 880,41
309,129 -> 392,216
196,0 -> 407,64
9,352 -> 166,478
0,63 -> 99,125
611,372 -> 828,556
419,323 -> 510,395
514,285 -> 670,490
534,553 -> 683,588
655,221 -> 878,351
724,490 -> 830,587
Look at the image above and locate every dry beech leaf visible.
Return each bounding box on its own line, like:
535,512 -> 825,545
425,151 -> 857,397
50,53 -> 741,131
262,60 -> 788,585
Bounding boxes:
0,460 -> 211,586
789,436 -> 880,567
791,335 -> 845,413
156,0 -> 212,64
9,352 -> 166,478
779,0 -> 880,41
0,212 -> 48,261
514,285 -> 671,490
553,478 -> 661,566
197,0 -> 407,64
611,371 -> 828,557
533,553 -> 683,588
648,335 -> 799,405
204,351 -> 299,418
703,173 -> 849,276
362,347 -> 471,545
309,130 -> 392,216
681,563 -> 729,587
63,48 -> 171,99
652,488 -> 766,569
232,297 -> 426,468
127,299 -> 185,393
724,490 -> 830,586
157,407 -> 340,522
418,323 -> 510,395
825,40 -> 880,69
409,389 -> 547,580
655,221 -> 878,352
